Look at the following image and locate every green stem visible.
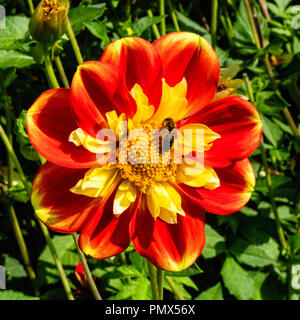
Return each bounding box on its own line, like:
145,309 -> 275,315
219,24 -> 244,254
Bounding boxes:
260,138 -> 287,250
211,0 -> 218,49
120,252 -> 127,265
54,56 -> 70,89
27,0 -> 34,15
40,223 -> 75,300
66,18 -> 84,65
244,0 -> 300,144
0,124 -> 75,300
5,202 -> 40,296
167,0 -> 180,32
159,0 -> 166,36
147,260 -> 159,300
73,234 -> 102,300
44,51 -> 60,89
147,9 -> 161,40
258,0 -> 271,20
243,0 -> 261,50
244,73 -> 287,250
156,269 -> 164,300
165,276 -> 185,300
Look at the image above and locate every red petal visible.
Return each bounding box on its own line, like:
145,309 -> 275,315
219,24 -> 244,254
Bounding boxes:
79,189 -> 141,259
31,162 -> 100,233
70,61 -> 136,137
130,194 -> 205,271
153,32 -> 219,117
27,89 -> 99,168
100,37 -> 162,109
175,159 -> 255,215
183,96 -> 263,167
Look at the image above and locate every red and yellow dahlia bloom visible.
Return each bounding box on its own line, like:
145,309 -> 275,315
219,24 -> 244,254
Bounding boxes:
27,32 -> 262,271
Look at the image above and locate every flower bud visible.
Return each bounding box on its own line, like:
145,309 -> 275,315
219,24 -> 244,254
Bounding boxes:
29,0 -> 69,45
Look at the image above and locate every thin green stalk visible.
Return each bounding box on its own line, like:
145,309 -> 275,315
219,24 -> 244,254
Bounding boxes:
211,0 -> 218,49
147,260 -> 159,300
244,0 -> 300,144
40,223 -> 75,300
156,269 -> 164,300
220,15 -> 231,45
44,52 -> 60,89
244,73 -> 287,250
165,276 -> 185,300
147,9 -> 161,40
73,234 -> 102,300
27,0 -> 34,15
159,0 -> 166,36
54,56 -> 70,88
5,201 -> 40,296
0,124 -> 75,300
120,252 -> 127,265
167,0 -> 180,32
243,0 -> 261,50
66,18 -> 84,65
258,0 -> 271,20
260,138 -> 287,250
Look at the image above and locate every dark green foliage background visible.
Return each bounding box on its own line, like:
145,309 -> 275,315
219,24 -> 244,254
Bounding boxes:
0,0 -> 299,300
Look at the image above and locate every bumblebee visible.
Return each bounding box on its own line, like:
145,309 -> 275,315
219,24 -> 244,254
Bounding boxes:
161,118 -> 175,132
161,118 -> 176,152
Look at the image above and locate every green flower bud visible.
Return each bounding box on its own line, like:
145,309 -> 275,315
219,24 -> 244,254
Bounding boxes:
29,0 -> 69,45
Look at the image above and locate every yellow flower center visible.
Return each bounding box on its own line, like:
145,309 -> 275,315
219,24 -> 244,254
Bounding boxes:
117,122 -> 178,193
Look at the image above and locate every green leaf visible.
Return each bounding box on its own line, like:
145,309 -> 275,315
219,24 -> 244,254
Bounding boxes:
173,276 -> 197,290
255,175 -> 292,195
37,235 -> 78,286
84,21 -> 110,47
221,256 -> 254,300
108,281 -> 137,300
233,1 -> 268,55
132,276 -> 151,300
195,282 -> 223,300
0,290 -> 39,300
175,10 -> 210,42
0,50 -> 35,69
69,4 -> 106,34
165,265 -> 203,277
229,236 -> 280,267
14,110 -> 39,161
102,265 -> 141,280
288,234 -> 300,254
164,277 -> 192,300
132,16 -> 163,36
4,254 -> 26,278
249,271 -> 269,300
274,0 -> 292,14
256,91 -> 289,117
201,224 -> 226,259
129,251 -> 148,274
8,182 -> 30,203
240,206 -> 258,216
0,16 -> 30,50
260,113 -> 283,147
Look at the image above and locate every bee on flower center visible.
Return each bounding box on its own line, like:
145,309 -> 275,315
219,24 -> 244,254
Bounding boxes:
161,118 -> 177,152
